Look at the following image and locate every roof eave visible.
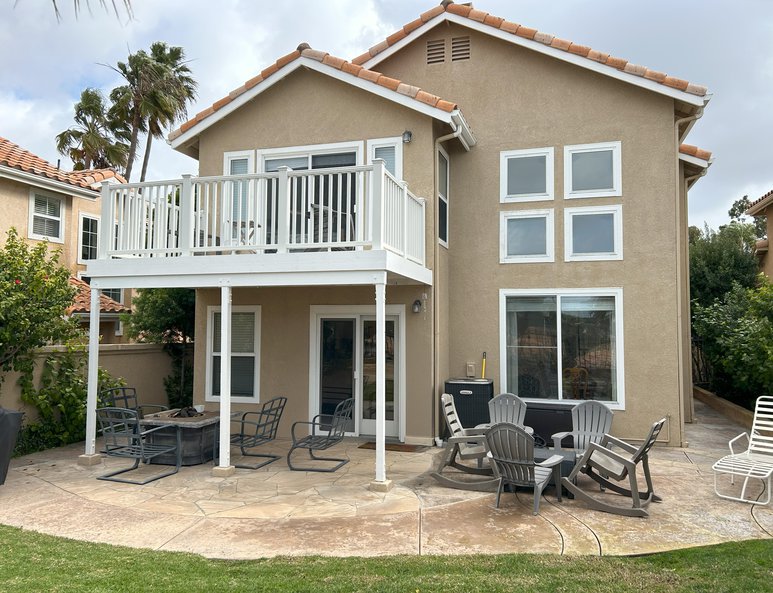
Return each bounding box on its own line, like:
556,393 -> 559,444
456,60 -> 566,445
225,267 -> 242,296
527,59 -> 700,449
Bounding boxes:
0,164 -> 99,199
360,12 -> 707,108
747,194 -> 773,216
169,56 -> 466,153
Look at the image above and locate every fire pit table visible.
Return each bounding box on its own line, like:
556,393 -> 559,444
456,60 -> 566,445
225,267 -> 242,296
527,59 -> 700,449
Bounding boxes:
141,409 -> 223,466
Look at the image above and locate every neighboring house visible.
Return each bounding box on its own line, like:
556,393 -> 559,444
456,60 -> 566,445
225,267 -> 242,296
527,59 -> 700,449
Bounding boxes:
68,276 -> 131,343
83,2 -> 712,479
746,190 -> 773,277
0,136 -> 129,341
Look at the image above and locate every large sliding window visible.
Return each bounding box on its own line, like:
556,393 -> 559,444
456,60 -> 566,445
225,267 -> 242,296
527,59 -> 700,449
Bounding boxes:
500,289 -> 624,406
438,147 -> 449,246
207,305 -> 261,402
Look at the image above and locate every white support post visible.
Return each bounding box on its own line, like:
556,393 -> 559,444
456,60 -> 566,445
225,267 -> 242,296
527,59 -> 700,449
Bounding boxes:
276,166 -> 290,253
79,288 -> 102,465
179,174 -> 193,256
371,160 -> 384,251
98,182 -> 112,259
214,284 -> 235,476
370,281 -> 391,491
402,181 -> 409,256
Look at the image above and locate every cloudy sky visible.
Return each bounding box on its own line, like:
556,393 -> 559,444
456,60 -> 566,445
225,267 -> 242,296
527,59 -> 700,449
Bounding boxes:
2,0 -> 771,228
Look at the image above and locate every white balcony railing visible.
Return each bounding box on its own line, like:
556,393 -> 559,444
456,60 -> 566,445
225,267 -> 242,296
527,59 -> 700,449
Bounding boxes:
99,160 -> 426,266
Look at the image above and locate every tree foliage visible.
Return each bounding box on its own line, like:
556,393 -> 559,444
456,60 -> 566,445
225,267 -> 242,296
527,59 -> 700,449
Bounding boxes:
689,222 -> 759,310
0,228 -> 78,386
728,195 -> 767,239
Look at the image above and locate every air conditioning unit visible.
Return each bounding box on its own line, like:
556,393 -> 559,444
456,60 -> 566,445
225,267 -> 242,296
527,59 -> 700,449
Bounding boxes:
442,378 -> 494,436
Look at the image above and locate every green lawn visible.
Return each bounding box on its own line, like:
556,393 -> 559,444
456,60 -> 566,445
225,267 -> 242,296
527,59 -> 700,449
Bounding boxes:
0,524 -> 771,593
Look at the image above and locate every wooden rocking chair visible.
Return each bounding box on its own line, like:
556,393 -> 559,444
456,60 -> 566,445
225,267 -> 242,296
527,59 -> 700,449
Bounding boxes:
430,393 -> 498,491
562,417 -> 666,517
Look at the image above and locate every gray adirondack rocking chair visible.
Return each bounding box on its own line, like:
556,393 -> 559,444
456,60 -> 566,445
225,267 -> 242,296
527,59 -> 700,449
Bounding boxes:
552,400 -> 613,454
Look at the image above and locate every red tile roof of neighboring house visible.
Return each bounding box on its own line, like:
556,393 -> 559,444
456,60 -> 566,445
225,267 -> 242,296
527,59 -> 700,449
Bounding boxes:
353,1 -> 708,98
169,45 -> 459,142
748,189 -> 773,216
67,276 -> 130,315
0,136 -> 125,189
679,144 -> 712,162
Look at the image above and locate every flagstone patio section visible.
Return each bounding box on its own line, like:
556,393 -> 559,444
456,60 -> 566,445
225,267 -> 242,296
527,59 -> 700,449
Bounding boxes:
1,400 -> 770,558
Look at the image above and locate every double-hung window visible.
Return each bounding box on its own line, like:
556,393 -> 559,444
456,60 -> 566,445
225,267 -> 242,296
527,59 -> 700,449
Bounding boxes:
207,305 -> 261,402
564,141 -> 622,199
500,289 -> 624,406
367,137 -> 402,180
500,147 -> 554,202
564,205 -> 622,261
79,214 -> 99,263
500,209 -> 554,263
29,192 -> 64,242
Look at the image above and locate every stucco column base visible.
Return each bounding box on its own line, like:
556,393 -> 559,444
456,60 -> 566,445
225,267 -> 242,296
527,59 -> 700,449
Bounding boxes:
77,454 -> 102,466
212,465 -> 236,477
369,479 -> 393,493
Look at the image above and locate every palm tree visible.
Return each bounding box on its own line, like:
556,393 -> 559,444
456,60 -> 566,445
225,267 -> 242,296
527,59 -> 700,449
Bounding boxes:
51,0 -> 133,21
139,43 -> 197,182
56,88 -> 129,171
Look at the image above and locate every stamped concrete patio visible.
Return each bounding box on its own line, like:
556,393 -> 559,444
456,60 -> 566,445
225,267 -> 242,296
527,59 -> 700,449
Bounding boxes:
1,399 -> 771,559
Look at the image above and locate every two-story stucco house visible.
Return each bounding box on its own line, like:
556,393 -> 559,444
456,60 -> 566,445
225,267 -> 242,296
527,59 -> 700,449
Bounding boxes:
0,136 -> 129,341
747,191 -> 773,277
81,2 -> 712,484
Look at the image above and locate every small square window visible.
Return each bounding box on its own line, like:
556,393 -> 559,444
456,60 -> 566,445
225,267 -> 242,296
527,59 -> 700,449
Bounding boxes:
565,205 -> 622,261
565,141 -> 622,198
500,147 -> 554,202
29,192 -> 64,242
500,209 -> 554,263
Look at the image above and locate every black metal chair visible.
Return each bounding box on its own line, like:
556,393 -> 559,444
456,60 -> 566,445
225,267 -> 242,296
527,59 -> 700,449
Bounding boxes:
228,396 -> 287,469
287,398 -> 354,472
100,386 -> 168,419
96,407 -> 181,485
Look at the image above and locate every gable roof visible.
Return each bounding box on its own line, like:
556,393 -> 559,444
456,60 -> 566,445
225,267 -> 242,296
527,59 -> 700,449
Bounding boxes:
355,1 -> 709,107
0,136 -> 124,192
747,190 -> 773,216
67,276 -> 130,316
169,46 -> 475,155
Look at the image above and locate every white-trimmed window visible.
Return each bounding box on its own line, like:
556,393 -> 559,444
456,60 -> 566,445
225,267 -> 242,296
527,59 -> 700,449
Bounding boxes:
500,209 -> 554,263
206,305 -> 261,403
367,137 -> 402,180
438,147 -> 449,247
500,288 -> 624,407
78,214 -> 99,264
564,141 -> 622,198
500,147 -> 554,202
29,191 -> 64,242
564,205 -> 623,261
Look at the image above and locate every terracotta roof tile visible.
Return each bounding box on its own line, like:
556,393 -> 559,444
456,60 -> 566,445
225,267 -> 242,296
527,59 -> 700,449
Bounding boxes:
748,189 -> 773,215
354,1 -> 707,99
169,47 -> 461,140
67,276 -> 130,315
679,144 -> 712,161
0,136 -> 123,189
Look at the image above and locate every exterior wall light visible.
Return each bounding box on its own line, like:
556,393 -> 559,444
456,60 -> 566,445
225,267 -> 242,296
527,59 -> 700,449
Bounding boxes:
402,130 -> 413,144
412,299 -> 422,313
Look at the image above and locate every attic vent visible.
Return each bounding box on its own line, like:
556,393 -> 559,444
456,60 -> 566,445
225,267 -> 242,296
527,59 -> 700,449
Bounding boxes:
426,39 -> 446,64
451,36 -> 471,61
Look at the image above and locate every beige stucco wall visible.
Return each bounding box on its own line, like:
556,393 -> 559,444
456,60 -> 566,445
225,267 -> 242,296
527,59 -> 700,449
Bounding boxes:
0,344 -> 171,420
376,23 -> 687,445
760,206 -> 773,278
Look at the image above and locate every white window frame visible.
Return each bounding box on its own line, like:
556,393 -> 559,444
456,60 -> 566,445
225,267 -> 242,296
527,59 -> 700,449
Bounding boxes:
205,305 -> 261,404
500,209 -> 554,264
28,190 -> 65,243
500,147 -> 554,203
437,145 -> 449,248
499,287 -> 625,409
78,213 -> 100,264
256,140 -> 364,172
564,141 -> 622,199
366,137 -> 402,180
564,204 -> 623,261
223,150 -> 255,176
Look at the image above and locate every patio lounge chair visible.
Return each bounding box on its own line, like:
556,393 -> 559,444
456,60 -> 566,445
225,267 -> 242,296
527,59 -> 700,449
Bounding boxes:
552,400 -> 613,455
562,417 -> 666,517
486,422 -> 563,514
100,386 -> 168,419
287,398 -> 354,472
96,407 -> 181,485
713,395 -> 773,505
430,393 -> 498,491
228,396 -> 287,469
488,393 -> 528,426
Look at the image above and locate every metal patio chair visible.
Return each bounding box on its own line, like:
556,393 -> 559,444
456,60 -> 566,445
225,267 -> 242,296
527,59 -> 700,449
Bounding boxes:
228,396 -> 287,469
96,407 -> 181,485
486,422 -> 563,514
552,400 -> 613,455
287,398 -> 354,472
100,386 -> 168,419
431,393 -> 498,491
562,417 -> 666,517
713,396 -> 773,505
